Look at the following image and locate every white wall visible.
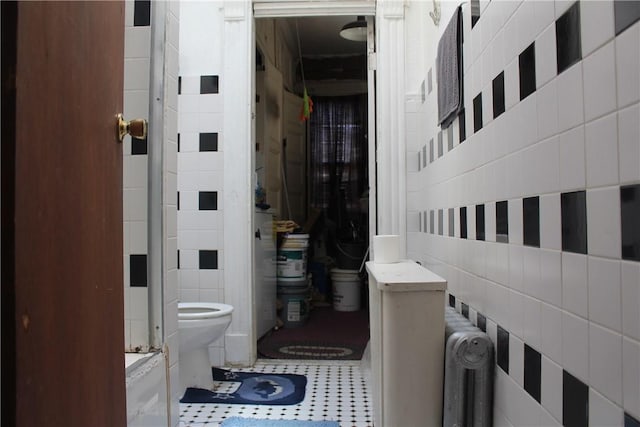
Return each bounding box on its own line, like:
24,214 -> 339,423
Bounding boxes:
405,1 -> 639,426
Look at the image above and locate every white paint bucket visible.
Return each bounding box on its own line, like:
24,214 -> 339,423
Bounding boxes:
330,269 -> 361,312
277,234 -> 310,279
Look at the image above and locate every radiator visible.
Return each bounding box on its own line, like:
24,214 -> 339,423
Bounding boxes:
443,307 -> 494,427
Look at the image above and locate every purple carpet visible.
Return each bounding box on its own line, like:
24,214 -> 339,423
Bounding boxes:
258,306 -> 370,360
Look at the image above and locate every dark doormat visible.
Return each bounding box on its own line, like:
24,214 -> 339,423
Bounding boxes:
257,306 -> 369,360
180,367 -> 307,405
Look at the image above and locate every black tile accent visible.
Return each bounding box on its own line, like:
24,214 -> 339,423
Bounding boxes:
430,210 -> 435,234
428,68 -> 433,94
524,344 -> 542,403
473,93 -> 483,133
177,133 -> 181,152
459,109 -> 467,143
130,254 -> 147,287
422,145 -> 427,169
177,250 -> 180,269
476,204 -> 485,241
497,325 -> 509,374
200,75 -> 219,94
447,126 -> 454,151
421,80 -> 426,103
437,131 -> 443,158
199,191 -> 218,211
199,250 -> 218,270
460,206 -> 468,239
448,208 -> 455,237
438,209 -> 444,236
561,191 -> 588,254
471,0 -> 480,27
556,2 -> 582,75
133,0 -> 151,26
626,413 -> 640,427
519,42 -> 536,101
177,192 -> 180,210
492,71 -> 505,119
477,312 -> 486,332
199,132 -> 218,152
131,136 -> 148,155
615,0 -> 640,35
178,76 -> 182,95
429,138 -> 434,163
449,294 -> 456,308
523,197 -> 540,247
461,303 -> 469,318
563,370 -> 589,427
496,200 -> 509,243
621,184 -> 640,261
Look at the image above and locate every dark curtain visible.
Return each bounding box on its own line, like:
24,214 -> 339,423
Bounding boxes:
309,95 -> 368,240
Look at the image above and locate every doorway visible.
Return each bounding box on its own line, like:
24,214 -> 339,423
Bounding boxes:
253,14 -> 375,360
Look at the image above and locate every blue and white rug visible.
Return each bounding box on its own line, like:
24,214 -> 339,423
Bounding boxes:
220,418 -> 339,427
180,368 -> 307,405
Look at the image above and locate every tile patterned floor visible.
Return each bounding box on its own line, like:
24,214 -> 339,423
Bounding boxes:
179,360 -> 374,427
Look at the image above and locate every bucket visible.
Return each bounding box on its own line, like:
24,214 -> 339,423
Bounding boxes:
330,269 -> 361,312
277,234 -> 310,279
277,285 -> 310,328
277,276 -> 307,288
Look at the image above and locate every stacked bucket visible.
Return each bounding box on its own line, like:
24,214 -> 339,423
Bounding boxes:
276,234 -> 310,328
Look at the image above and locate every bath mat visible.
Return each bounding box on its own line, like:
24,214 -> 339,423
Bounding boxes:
180,368 -> 306,405
258,306 -> 369,360
221,418 -> 339,427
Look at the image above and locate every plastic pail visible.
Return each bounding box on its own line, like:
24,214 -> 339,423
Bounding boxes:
277,248 -> 307,278
277,285 -> 310,328
330,269 -> 361,312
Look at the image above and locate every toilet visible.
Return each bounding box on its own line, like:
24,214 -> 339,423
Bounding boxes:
178,302 -> 233,391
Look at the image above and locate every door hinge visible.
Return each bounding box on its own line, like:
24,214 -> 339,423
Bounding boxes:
368,52 -> 377,71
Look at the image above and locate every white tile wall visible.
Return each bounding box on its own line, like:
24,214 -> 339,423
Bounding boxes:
407,5 -> 639,423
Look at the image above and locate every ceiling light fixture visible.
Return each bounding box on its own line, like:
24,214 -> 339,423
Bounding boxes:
339,16 -> 367,42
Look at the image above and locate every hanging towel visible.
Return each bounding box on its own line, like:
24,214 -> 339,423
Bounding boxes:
437,5 -> 464,128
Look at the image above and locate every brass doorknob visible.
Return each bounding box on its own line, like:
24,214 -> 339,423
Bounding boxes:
117,113 -> 147,142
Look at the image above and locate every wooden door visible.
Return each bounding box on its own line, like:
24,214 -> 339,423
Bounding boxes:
283,90 -> 306,225
2,2 -> 126,425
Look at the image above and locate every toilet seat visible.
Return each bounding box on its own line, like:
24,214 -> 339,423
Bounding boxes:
178,302 -> 234,320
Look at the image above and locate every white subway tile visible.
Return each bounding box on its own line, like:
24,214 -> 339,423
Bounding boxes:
178,112 -> 199,133
589,323 -> 623,405
618,103 -> 640,184
586,187 -> 622,259
557,62 -> 584,132
130,319 -> 148,350
616,22 -> 640,108
129,221 -> 147,254
562,252 -> 589,318
588,256 -> 622,332
623,337 -> 640,419
198,270 -> 221,289
178,94 -> 199,113
621,261 -> 640,341
536,24 -> 557,89
124,27 -> 151,58
540,194 -> 562,250
179,270 -> 200,292
180,76 -> 200,95
199,112 -> 223,133
589,388 -> 624,427
523,246 -> 541,299
558,125 -> 586,192
540,302 -> 563,364
124,90 -> 150,120
529,137 -> 560,196
179,250 -> 199,270
541,355 -> 563,422
583,41 -> 617,123
486,201 -> 497,242
585,112 -> 619,188
509,334 -> 525,387
562,311 -> 589,383
508,198 -> 524,245
504,59 -> 520,110
124,58 -> 150,91
509,289 -> 525,339
124,188 -> 148,222
539,249 -> 562,306
523,294 -> 542,350
580,1 -> 615,57
509,244 -> 525,292
537,80 -> 559,140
